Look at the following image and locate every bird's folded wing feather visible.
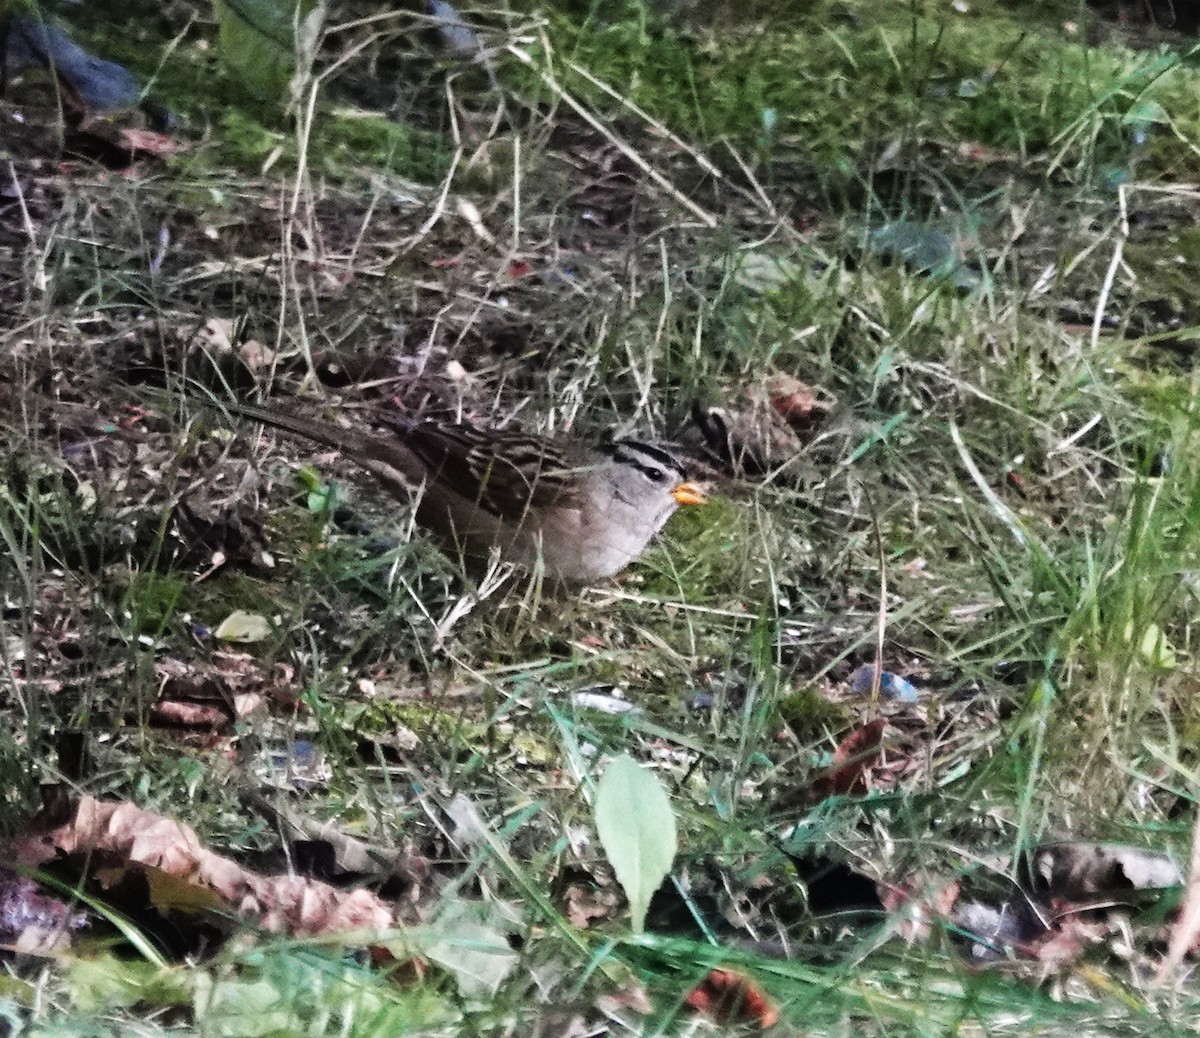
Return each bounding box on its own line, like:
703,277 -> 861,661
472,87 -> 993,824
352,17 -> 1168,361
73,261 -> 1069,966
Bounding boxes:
389,421 -> 583,520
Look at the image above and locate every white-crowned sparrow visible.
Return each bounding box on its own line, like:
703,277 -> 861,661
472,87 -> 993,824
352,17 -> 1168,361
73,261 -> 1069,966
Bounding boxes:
691,375 -> 833,476
199,399 -> 707,583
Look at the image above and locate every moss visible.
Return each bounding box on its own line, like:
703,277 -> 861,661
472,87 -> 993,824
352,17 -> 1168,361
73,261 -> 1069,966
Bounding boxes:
343,700 -> 561,767
640,496 -> 760,603
122,571 -> 190,635
191,572 -> 284,625
309,110 -> 451,185
348,700 -> 479,744
120,568 -> 293,637
776,685 -> 851,741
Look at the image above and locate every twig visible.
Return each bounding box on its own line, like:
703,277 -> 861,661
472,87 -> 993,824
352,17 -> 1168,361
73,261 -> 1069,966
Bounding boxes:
722,140 -> 776,217
949,419 -> 1027,547
416,147 -> 464,239
582,587 -> 753,620
1091,183 -> 1129,354
865,483 -> 887,718
564,58 -> 723,179
7,163 -> 47,293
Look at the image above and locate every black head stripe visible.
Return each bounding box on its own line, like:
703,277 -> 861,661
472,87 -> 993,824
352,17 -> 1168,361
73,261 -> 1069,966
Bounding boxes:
607,440 -> 687,480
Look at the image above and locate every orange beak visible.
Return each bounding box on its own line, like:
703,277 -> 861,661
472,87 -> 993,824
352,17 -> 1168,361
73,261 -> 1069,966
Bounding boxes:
671,482 -> 707,506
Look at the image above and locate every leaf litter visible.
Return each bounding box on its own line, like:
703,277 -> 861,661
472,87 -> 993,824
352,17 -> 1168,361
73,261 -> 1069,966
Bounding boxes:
3,0 -> 1200,1033
13,795 -> 401,939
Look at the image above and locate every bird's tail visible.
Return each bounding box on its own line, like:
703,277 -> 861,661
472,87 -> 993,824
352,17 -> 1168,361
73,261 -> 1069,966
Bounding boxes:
174,392 -> 368,456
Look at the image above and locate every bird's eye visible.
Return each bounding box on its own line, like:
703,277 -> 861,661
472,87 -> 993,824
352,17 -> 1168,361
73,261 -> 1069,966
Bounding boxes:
644,467 -> 667,484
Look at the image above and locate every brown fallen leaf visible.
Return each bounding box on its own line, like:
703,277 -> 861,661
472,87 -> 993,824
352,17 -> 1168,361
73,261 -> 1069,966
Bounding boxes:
563,881 -> 621,929
63,122 -> 182,171
811,719 -> 887,800
879,877 -> 961,944
684,968 -> 780,1029
1028,916 -> 1107,971
149,700 -> 232,731
12,795 -> 397,938
113,127 -> 184,158
767,374 -> 831,434
150,674 -> 236,736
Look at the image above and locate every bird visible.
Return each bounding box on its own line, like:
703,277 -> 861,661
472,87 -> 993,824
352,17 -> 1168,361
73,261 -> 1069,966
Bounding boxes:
187,397 -> 707,584
691,375 -> 833,477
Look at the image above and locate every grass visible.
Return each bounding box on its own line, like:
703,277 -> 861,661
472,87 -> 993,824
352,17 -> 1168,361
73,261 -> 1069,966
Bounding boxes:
4,0 -> 1200,1033
523,0 -> 1200,182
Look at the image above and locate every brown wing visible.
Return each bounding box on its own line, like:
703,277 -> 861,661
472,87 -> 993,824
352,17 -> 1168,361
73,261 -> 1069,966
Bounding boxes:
380,419 -> 583,520
181,396 -> 581,522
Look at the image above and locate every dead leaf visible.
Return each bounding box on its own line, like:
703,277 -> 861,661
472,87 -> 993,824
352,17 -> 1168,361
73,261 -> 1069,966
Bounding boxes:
237,339 -> 276,373
1029,916 -> 1106,971
0,869 -> 89,953
11,795 -> 397,938
115,128 -> 185,158
564,882 -> 620,929
767,374 -> 831,434
684,968 -> 779,1029
149,674 -> 236,736
811,719 -> 887,800
879,877 -> 961,944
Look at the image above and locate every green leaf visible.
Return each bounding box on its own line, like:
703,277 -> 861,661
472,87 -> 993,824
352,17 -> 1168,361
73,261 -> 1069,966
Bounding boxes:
594,753 -> 676,934
1126,620 -> 1177,670
213,0 -> 313,101
307,485 -> 337,514
1121,98 -> 1168,127
193,973 -> 291,1038
294,465 -> 323,493
412,901 -> 520,1002
69,955 -> 190,1013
